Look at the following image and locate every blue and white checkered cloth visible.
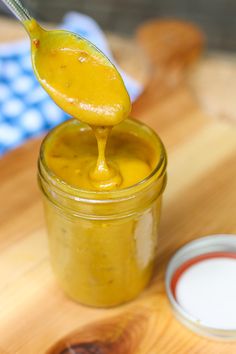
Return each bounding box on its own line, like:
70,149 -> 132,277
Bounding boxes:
0,12 -> 143,155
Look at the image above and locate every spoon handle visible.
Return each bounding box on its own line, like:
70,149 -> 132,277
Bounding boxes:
1,0 -> 32,23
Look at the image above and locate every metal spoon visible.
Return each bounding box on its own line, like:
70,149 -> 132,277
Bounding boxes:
1,0 -> 131,126
1,0 -> 31,23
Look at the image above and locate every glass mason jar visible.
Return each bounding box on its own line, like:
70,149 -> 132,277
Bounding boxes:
38,118 -> 167,308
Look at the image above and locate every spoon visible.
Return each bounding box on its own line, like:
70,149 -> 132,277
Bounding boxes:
1,0 -> 131,126
1,0 -> 31,23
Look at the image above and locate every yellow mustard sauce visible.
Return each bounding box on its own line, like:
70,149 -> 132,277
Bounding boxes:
31,18 -> 167,307
44,123 -> 158,191
40,119 -> 164,307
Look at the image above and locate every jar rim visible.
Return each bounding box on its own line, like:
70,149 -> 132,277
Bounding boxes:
39,118 -> 167,202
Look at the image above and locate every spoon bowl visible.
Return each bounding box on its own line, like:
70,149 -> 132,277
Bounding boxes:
1,0 -> 131,126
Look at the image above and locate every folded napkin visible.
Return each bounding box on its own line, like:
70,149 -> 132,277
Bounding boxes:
0,12 -> 142,155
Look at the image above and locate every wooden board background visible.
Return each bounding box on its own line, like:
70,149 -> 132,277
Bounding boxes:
0,18 -> 236,354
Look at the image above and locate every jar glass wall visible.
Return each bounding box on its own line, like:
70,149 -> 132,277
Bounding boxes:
38,118 -> 167,308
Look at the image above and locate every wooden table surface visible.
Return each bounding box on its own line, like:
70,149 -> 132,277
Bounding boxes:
0,18 -> 236,354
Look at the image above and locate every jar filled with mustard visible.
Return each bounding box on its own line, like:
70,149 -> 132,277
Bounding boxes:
38,118 -> 167,307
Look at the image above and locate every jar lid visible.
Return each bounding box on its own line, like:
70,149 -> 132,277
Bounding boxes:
165,234 -> 236,339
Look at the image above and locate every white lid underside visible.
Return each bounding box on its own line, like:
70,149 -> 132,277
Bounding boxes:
176,257 -> 236,330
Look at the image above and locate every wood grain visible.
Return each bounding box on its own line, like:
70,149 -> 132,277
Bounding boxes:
0,18 -> 236,354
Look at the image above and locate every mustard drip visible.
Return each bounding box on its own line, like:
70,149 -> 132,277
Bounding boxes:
89,127 -> 122,190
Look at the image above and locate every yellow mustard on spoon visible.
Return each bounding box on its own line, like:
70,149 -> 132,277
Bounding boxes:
2,0 -> 131,126
2,0 -> 131,189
